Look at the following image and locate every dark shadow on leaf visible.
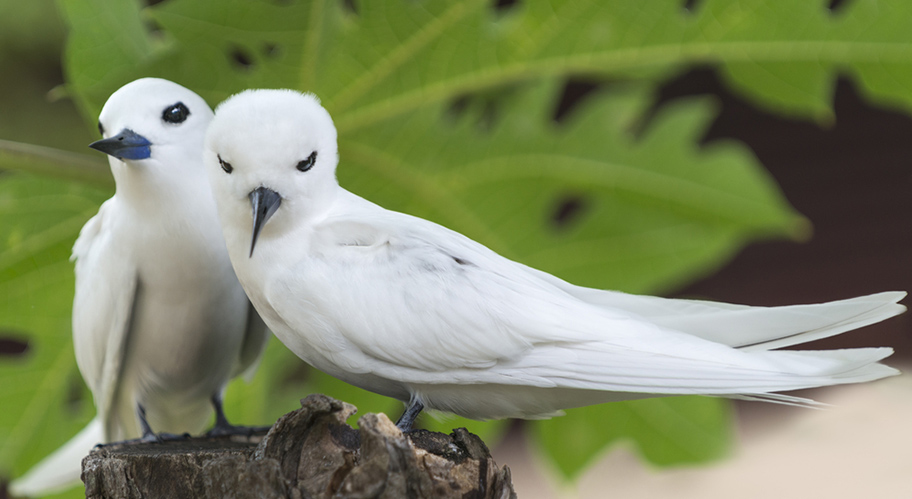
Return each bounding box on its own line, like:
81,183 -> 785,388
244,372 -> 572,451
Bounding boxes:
143,17 -> 164,37
493,0 -> 520,12
553,79 -> 601,124
827,0 -> 850,15
682,0 -> 700,14
65,371 -> 89,415
446,85 -> 523,132
447,94 -> 471,123
552,194 -> 589,230
229,46 -> 255,71
0,335 -> 29,357
280,360 -> 312,387
263,43 -> 281,59
340,0 -> 358,14
636,65 -> 721,141
478,101 -> 498,132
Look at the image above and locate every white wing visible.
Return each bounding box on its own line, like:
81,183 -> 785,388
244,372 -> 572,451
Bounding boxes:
71,198 -> 138,434
265,205 -> 897,399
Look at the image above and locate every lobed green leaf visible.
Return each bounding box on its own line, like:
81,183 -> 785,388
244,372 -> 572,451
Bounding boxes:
0,173 -> 108,479
13,0 -> 910,486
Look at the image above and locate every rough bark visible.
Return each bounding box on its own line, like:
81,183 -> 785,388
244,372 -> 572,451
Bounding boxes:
82,394 -> 517,498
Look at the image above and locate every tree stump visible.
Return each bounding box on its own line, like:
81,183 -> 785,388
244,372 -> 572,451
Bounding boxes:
82,394 -> 517,498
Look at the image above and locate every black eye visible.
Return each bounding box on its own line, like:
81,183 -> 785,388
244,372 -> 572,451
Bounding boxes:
162,102 -> 190,124
217,154 -> 233,174
296,151 -> 317,172
97,121 -> 105,136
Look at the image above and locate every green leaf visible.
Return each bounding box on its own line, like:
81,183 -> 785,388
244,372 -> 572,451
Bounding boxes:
55,0 -> 159,120
0,1 -> 66,65
0,140 -> 111,188
531,396 -> 733,480
41,0 -> 809,479
24,0 -> 912,483
58,0 -> 912,124
0,173 -> 109,479
344,80 -> 803,292
221,336 -> 305,428
713,0 -> 912,120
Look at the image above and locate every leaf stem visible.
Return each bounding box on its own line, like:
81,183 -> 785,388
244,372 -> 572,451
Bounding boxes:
335,39 -> 912,133
0,140 -> 113,188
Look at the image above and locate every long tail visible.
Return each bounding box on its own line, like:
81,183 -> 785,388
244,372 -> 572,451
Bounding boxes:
528,268 -> 906,350
647,291 -> 907,350
738,293 -> 906,351
9,417 -> 103,497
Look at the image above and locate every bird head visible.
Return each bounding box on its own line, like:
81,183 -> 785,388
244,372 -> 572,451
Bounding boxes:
204,89 -> 339,258
90,78 -> 213,172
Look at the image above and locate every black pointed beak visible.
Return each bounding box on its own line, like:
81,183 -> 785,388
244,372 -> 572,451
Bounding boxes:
249,186 -> 282,257
89,129 -> 152,160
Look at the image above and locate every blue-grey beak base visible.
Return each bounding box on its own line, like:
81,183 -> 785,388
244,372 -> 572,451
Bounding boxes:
89,128 -> 152,161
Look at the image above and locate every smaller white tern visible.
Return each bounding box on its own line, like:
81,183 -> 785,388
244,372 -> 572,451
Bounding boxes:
10,78 -> 269,497
204,88 -> 905,431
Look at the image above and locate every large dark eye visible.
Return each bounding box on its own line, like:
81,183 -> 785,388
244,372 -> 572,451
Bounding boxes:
217,154 -> 233,174
296,151 -> 317,172
97,121 -> 105,136
162,102 -> 190,124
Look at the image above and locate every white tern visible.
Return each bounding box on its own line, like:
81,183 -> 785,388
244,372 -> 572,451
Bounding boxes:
10,78 -> 269,496
204,88 -> 904,431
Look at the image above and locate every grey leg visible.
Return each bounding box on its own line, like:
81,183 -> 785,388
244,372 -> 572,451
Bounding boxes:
395,399 -> 424,432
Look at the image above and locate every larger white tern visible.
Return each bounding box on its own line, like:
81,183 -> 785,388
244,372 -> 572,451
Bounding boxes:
204,88 -> 904,431
11,78 -> 269,496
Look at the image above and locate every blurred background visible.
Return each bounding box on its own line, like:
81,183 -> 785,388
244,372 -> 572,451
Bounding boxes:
499,69 -> 912,498
1,1 -> 911,498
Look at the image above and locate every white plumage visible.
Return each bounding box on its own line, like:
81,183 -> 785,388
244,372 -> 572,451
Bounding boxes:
11,78 -> 269,496
204,88 -> 903,428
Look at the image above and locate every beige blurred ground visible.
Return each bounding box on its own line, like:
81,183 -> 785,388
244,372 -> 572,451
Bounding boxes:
493,366 -> 912,498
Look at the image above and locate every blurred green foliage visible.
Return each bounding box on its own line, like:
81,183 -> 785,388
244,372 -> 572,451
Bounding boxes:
3,0 -> 910,495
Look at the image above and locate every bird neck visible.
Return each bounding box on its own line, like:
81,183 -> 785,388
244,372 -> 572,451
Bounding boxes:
112,161 -> 215,219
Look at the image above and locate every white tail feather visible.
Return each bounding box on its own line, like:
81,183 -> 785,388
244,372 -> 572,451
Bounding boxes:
739,297 -> 906,351
9,417 -> 103,497
534,274 -> 906,351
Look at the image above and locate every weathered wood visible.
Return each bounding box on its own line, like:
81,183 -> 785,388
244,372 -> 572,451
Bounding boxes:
82,394 -> 516,498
